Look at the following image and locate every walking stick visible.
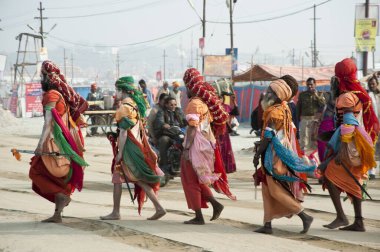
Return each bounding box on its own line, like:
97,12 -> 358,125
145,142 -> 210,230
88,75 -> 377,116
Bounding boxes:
253,141 -> 261,200
11,149 -> 70,161
106,132 -> 135,204
340,161 -> 372,200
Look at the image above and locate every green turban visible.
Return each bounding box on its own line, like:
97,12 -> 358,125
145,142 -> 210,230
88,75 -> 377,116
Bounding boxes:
115,76 -> 135,91
115,76 -> 147,117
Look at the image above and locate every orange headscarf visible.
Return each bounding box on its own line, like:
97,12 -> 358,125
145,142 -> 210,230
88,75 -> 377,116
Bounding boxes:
336,92 -> 362,111
172,81 -> 180,88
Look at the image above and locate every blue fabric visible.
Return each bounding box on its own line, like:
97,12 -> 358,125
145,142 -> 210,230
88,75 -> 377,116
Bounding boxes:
327,128 -> 341,154
343,112 -> 359,126
145,89 -> 154,108
325,112 -> 357,157
263,129 -> 316,182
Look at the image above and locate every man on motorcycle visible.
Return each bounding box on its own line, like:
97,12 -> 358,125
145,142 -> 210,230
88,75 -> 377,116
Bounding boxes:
154,97 -> 187,175
147,93 -> 170,145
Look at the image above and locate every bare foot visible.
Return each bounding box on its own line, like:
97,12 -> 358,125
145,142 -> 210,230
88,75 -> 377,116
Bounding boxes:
300,213 -> 313,234
100,213 -> 121,220
339,218 -> 365,232
147,209 -> 166,220
323,217 -> 349,229
210,202 -> 224,221
184,217 -> 205,225
254,226 -> 273,234
41,214 -> 62,223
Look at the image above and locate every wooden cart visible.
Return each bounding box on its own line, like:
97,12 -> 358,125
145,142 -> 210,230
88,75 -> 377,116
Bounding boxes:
84,110 -> 116,136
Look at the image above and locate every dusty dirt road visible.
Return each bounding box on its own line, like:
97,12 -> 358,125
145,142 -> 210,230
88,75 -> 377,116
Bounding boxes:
1,117 -> 379,252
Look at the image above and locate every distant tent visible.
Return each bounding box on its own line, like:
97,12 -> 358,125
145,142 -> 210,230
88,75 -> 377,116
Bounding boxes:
233,64 -> 335,85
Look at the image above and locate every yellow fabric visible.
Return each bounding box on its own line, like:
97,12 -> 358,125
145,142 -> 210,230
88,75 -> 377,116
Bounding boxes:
115,97 -> 138,124
262,102 -> 292,138
341,132 -> 354,143
355,128 -> 376,172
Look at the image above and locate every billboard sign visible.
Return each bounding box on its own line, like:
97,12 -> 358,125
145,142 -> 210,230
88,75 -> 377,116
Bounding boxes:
204,55 -> 232,77
25,83 -> 43,117
156,71 -> 162,81
355,18 -> 377,52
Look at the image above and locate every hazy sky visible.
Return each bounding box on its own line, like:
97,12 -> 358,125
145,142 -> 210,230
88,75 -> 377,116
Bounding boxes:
0,0 -> 379,72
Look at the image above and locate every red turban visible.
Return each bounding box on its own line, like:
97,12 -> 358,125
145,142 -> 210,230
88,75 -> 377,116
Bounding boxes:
41,60 -> 88,122
183,68 -> 229,134
335,58 -> 379,141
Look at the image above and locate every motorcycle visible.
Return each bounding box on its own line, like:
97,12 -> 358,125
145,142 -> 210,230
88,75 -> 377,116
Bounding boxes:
154,126 -> 185,187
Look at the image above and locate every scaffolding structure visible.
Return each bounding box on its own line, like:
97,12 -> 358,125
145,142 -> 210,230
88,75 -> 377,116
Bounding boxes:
13,33 -> 43,117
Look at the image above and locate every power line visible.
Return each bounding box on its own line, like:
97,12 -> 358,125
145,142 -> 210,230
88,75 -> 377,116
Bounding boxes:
207,0 -> 332,24
234,0 -> 317,20
46,0 -> 166,19
46,0 -> 128,10
47,23 -> 200,48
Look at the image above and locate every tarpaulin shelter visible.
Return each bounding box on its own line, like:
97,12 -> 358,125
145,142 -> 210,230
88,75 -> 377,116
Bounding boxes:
233,64 -> 335,85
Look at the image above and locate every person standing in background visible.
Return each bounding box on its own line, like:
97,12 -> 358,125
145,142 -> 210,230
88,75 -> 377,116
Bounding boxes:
367,74 -> 380,179
86,83 -> 103,135
296,77 -> 326,154
170,81 -> 182,108
139,79 -> 154,109
155,81 -> 170,103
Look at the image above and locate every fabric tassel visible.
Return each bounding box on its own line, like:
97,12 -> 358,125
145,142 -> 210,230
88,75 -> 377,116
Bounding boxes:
212,145 -> 236,200
134,184 -> 146,215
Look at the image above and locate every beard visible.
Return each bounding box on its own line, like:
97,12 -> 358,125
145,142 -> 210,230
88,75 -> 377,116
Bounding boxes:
261,96 -> 275,110
41,80 -> 51,92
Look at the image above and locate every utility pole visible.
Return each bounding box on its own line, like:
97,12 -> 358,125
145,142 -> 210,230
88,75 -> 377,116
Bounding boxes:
311,4 -> 320,67
229,0 -> 235,77
34,2 -> 47,47
292,48 -> 295,66
163,49 -> 167,80
196,48 -> 199,70
202,0 -> 206,73
70,54 -> 74,84
363,0 -> 370,76
116,52 -> 120,79
190,32 -> 193,68
310,40 -> 314,66
313,4 -> 317,67
63,48 -> 67,77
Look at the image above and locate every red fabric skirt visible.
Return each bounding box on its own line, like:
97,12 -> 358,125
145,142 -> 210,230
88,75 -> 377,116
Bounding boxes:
180,157 -> 213,211
29,156 -> 72,203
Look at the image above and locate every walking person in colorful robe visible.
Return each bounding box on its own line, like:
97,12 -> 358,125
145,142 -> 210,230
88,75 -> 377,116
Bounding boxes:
29,60 -> 88,223
334,58 -> 379,142
318,92 -> 376,231
100,76 -> 166,221
181,68 -> 236,225
280,74 -> 310,201
218,95 -> 237,173
253,79 -> 315,234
